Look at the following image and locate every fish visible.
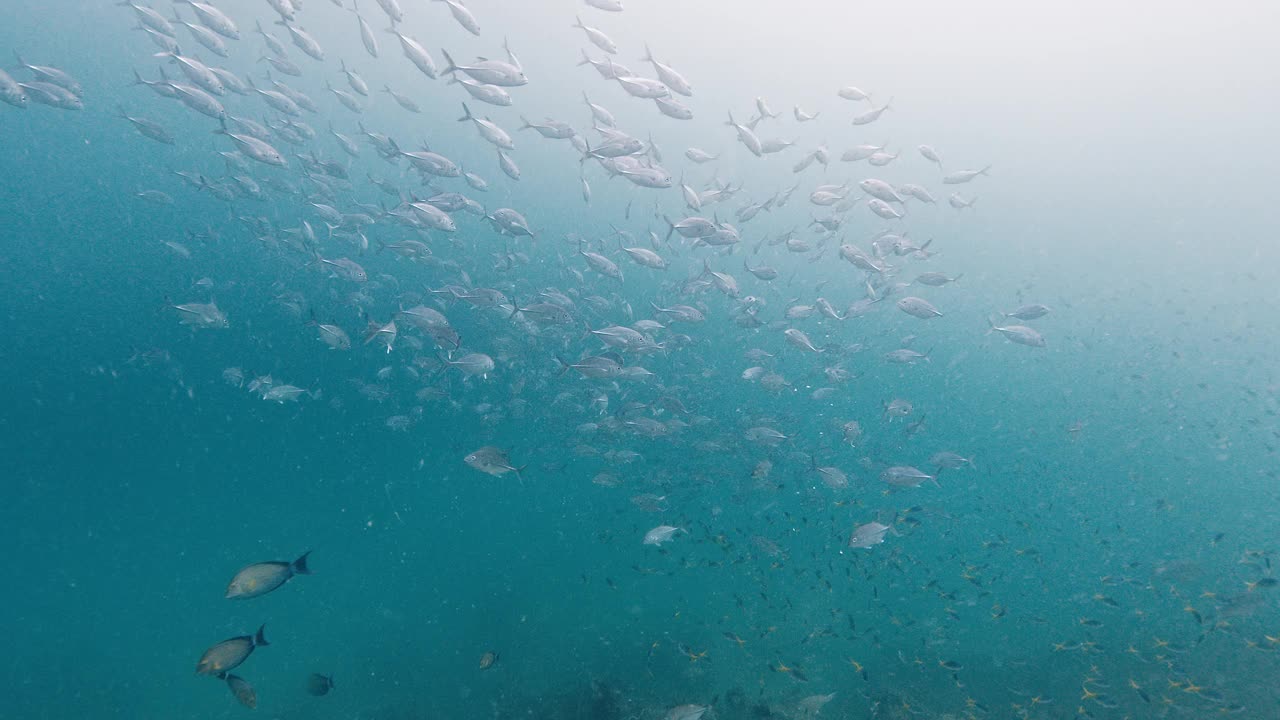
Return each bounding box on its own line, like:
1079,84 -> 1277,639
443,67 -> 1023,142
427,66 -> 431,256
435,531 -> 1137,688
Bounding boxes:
196,625 -> 269,676
644,525 -> 682,545
880,466 -> 937,488
1002,303 -> 1051,320
442,352 -> 495,377
896,296 -> 942,319
851,100 -> 891,125
838,85 -> 872,101
364,318 -> 398,353
224,674 -> 257,709
0,68 -> 29,108
353,4 -> 380,57
175,1 -> 240,39
305,673 -> 335,696
942,166 -> 992,183
915,272 -> 961,286
931,451 -> 975,470
172,11 -> 229,57
464,446 -> 524,479
278,21 -> 325,61
13,53 -> 82,96
441,46 -> 527,86
463,102 -> 517,148
572,15 -> 618,54
640,44 -> 692,96
665,704 -> 709,720
918,144 -> 943,167
168,299 -> 228,329
215,118 -> 286,165
986,318 -> 1046,347
798,693 -> 837,715
387,26 -> 438,79
19,81 -> 83,110
784,328 -> 823,353
117,106 -> 173,143
434,0 -> 481,36
225,552 -> 312,599
849,521 -> 892,549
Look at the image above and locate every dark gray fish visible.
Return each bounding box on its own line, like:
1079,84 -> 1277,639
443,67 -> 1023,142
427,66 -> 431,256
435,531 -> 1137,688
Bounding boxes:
196,625 -> 268,676
225,552 -> 312,599
305,673 -> 335,696
224,674 -> 257,709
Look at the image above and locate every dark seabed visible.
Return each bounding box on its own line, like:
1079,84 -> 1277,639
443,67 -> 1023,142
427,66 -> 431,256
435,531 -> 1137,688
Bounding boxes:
2,0 -> 1280,719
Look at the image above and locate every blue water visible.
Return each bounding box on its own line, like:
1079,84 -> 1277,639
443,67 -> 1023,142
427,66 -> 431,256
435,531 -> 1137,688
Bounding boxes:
3,1 -> 1279,718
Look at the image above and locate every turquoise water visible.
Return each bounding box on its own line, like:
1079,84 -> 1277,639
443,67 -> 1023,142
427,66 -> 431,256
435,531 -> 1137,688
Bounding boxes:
3,1 -> 1279,718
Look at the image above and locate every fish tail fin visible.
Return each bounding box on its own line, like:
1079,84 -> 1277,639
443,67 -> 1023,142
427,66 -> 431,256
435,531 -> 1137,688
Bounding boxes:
554,354 -> 571,377
12,50 -> 24,69
640,43 -> 653,63
457,102 -> 472,122
662,214 -> 677,241
571,14 -> 584,29
576,49 -> 591,67
980,164 -> 992,176
518,115 -> 532,130
293,551 -> 312,575
439,48 -> 458,75
886,513 -> 903,536
131,68 -> 146,85
255,625 -> 269,647
255,19 -> 264,33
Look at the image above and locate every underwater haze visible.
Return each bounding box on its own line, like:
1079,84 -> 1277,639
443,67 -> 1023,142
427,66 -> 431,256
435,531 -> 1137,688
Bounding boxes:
2,0 -> 1280,718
